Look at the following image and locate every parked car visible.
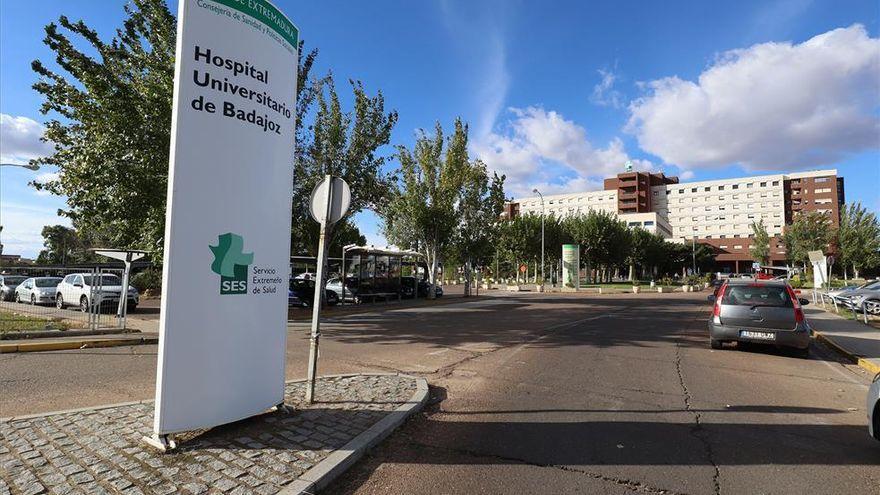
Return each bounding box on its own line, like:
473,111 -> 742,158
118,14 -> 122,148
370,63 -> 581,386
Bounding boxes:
325,277 -> 358,302
828,280 -> 877,300
707,279 -> 811,357
289,278 -> 338,307
840,281 -> 880,315
0,275 -> 27,301
55,273 -> 139,312
869,372 -> 880,441
288,288 -> 302,307
14,277 -> 62,305
400,276 -> 443,298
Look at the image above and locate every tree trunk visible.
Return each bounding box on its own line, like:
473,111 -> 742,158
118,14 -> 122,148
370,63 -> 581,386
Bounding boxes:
854,266 -> 860,280
428,246 -> 438,300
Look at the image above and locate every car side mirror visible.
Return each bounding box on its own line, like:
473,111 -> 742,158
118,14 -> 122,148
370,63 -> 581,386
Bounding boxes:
707,295 -> 716,303
799,298 -> 810,306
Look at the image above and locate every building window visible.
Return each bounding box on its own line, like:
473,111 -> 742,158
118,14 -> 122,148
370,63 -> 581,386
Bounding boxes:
734,245 -> 743,249
815,177 -> 829,183
747,183 -> 754,188
760,182 -> 767,187
720,245 -> 728,249
644,221 -> 655,226
704,187 -> 710,192
732,184 -> 739,189
720,235 -> 726,239
718,185 -> 725,190
691,188 -> 697,193
772,180 -> 779,186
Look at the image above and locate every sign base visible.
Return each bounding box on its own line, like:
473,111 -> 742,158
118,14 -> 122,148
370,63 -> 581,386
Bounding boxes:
141,434 -> 177,453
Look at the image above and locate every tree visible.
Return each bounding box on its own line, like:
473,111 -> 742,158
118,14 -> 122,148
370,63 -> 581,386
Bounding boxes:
31,0 -> 176,261
496,214 -> 541,283
292,76 -> 398,263
36,225 -> 84,265
749,219 -> 771,265
448,159 -> 506,296
783,212 -> 832,268
292,219 -> 366,258
838,202 -> 880,279
383,120 -> 470,297
562,210 -> 629,283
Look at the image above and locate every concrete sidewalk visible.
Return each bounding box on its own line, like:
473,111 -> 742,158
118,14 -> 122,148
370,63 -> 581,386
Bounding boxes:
806,307 -> 880,374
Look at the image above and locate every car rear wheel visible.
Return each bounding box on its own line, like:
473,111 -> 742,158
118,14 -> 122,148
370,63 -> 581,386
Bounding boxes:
874,403 -> 880,441
710,339 -> 723,350
80,295 -> 89,313
56,294 -> 64,309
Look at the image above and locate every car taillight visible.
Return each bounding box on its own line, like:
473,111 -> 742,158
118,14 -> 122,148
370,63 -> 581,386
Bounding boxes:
785,285 -> 805,323
713,284 -> 726,317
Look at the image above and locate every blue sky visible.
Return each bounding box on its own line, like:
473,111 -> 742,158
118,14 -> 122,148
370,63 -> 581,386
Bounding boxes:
1,0 -> 878,257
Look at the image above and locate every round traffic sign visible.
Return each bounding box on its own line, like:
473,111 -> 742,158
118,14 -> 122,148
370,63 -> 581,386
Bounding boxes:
519,264 -> 527,273
310,176 -> 351,225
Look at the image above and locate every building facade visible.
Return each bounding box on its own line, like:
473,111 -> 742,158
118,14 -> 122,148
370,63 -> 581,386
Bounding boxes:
509,169 -> 844,273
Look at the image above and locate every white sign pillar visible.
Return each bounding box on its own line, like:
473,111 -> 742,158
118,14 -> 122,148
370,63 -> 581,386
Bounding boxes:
147,0 -> 299,450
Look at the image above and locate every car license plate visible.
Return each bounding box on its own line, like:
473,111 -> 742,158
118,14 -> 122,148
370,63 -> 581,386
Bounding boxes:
740,330 -> 775,340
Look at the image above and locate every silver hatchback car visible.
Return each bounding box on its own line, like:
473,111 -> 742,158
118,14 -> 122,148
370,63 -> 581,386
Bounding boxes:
707,279 -> 811,358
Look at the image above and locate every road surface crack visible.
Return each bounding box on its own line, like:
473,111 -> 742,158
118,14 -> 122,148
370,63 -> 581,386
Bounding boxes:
407,439 -> 690,495
674,315 -> 721,495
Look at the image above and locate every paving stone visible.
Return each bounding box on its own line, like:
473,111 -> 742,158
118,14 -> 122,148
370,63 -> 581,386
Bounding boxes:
0,375 -> 417,495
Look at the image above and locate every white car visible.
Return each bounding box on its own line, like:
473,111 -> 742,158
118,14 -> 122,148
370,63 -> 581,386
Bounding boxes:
55,273 -> 139,313
869,373 -> 880,441
14,277 -> 62,305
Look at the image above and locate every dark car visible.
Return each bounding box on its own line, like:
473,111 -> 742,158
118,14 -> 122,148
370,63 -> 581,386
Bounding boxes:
289,278 -> 339,307
0,275 -> 27,301
400,276 -> 443,298
707,279 -> 811,357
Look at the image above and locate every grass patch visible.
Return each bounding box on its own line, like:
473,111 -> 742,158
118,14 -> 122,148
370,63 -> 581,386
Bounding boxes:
0,310 -> 71,333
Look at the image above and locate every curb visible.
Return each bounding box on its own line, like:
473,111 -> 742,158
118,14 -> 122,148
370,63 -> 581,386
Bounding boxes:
0,335 -> 158,353
0,328 -> 136,340
279,374 -> 430,495
814,331 -> 880,375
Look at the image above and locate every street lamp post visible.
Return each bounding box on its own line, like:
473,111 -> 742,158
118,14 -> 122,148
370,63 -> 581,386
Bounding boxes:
0,163 -> 40,171
532,188 -> 545,288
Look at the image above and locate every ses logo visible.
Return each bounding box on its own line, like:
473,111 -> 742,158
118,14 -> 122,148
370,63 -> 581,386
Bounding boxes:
209,233 -> 253,295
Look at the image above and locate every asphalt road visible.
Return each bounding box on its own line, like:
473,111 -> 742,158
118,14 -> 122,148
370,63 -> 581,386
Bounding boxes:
1,291 -> 878,494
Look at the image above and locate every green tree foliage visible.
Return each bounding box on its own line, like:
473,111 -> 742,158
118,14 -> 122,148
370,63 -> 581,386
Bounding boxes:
561,210 -> 630,283
292,75 -> 398,257
496,214 -> 541,283
30,0 -> 176,261
382,120 -> 472,296
448,156 -> 506,296
35,225 -> 93,265
837,202 -> 880,279
749,219 -> 771,265
783,212 -> 832,267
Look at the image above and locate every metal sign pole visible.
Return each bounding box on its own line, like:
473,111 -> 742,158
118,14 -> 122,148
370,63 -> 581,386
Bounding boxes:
306,176 -> 333,404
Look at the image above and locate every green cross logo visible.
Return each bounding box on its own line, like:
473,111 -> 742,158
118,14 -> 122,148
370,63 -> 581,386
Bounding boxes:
210,233 -> 253,295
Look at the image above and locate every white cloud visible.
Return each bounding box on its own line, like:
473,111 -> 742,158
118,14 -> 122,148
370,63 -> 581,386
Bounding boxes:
590,68 -> 623,108
472,106 -> 652,197
0,202 -> 70,259
627,24 -> 880,170
0,114 -> 53,164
